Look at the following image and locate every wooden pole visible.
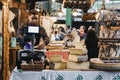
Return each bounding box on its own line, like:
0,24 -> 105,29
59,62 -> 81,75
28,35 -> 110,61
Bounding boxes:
2,0 -> 10,80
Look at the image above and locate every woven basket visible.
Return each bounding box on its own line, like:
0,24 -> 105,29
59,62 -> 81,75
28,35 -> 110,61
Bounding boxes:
21,64 -> 44,71
90,58 -> 120,71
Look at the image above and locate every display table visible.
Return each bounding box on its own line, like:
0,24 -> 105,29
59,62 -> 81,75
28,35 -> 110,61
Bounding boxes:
10,68 -> 120,80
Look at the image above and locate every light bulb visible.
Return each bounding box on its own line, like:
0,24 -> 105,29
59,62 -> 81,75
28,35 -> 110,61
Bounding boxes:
52,0 -> 55,2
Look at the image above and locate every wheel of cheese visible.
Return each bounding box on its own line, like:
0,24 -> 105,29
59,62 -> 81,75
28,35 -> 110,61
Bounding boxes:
69,54 -> 88,62
90,58 -> 120,71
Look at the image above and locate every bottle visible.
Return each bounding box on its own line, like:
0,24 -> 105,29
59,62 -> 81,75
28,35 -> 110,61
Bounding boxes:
10,32 -> 16,48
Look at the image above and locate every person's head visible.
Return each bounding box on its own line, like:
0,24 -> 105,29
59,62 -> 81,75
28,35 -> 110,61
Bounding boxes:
79,25 -> 85,32
71,28 -> 78,38
54,29 -> 58,34
100,25 -> 105,31
88,26 -> 93,30
66,25 -> 70,30
87,28 -> 96,39
79,25 -> 85,35
58,26 -> 65,33
28,9 -> 39,25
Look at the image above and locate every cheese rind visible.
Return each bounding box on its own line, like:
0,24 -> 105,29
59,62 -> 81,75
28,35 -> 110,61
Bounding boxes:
49,62 -> 67,69
69,54 -> 88,62
67,61 -> 90,69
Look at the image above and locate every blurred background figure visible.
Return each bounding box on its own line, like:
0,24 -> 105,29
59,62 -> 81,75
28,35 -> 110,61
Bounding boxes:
65,25 -> 71,35
78,25 -> 87,41
88,26 -> 93,31
58,26 -> 65,40
70,28 -> 80,47
99,25 -> 108,38
50,28 -> 60,41
85,28 -> 99,61
50,26 -> 65,41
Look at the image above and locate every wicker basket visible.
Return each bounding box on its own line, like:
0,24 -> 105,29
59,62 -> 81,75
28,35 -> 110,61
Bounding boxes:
21,64 -> 44,71
90,58 -> 120,71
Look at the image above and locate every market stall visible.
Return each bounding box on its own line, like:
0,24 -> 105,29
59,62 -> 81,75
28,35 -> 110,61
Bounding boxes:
10,68 -> 120,80
0,0 -> 120,80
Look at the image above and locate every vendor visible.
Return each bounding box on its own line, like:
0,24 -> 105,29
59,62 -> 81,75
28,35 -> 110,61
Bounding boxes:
17,9 -> 49,49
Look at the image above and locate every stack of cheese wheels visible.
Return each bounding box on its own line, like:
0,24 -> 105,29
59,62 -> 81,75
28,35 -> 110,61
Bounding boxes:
69,48 -> 88,62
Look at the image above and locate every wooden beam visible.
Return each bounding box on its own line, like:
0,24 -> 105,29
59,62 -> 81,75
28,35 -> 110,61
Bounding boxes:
2,0 -> 10,80
82,12 -> 96,21
9,1 -> 28,9
63,0 -> 91,11
0,0 -> 28,9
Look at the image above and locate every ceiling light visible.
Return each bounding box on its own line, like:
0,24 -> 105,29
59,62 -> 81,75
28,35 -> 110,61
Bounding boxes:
72,9 -> 78,16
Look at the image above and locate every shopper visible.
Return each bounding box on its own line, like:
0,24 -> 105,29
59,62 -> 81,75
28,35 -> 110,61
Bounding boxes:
65,25 -> 71,35
50,28 -> 60,41
17,9 -> 49,49
85,28 -> 99,61
99,25 -> 108,38
58,26 -> 65,40
78,25 -> 87,41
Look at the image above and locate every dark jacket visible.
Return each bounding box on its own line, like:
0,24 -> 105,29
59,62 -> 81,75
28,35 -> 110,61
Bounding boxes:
19,24 -> 49,47
85,29 -> 99,61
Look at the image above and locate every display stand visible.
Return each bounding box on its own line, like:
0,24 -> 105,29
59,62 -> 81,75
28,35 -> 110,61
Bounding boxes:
90,28 -> 120,71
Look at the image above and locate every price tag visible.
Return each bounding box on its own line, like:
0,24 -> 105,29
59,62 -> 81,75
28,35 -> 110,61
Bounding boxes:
21,53 -> 27,57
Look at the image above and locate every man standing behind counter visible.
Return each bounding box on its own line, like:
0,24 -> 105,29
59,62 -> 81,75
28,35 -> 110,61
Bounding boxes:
17,9 -> 49,49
